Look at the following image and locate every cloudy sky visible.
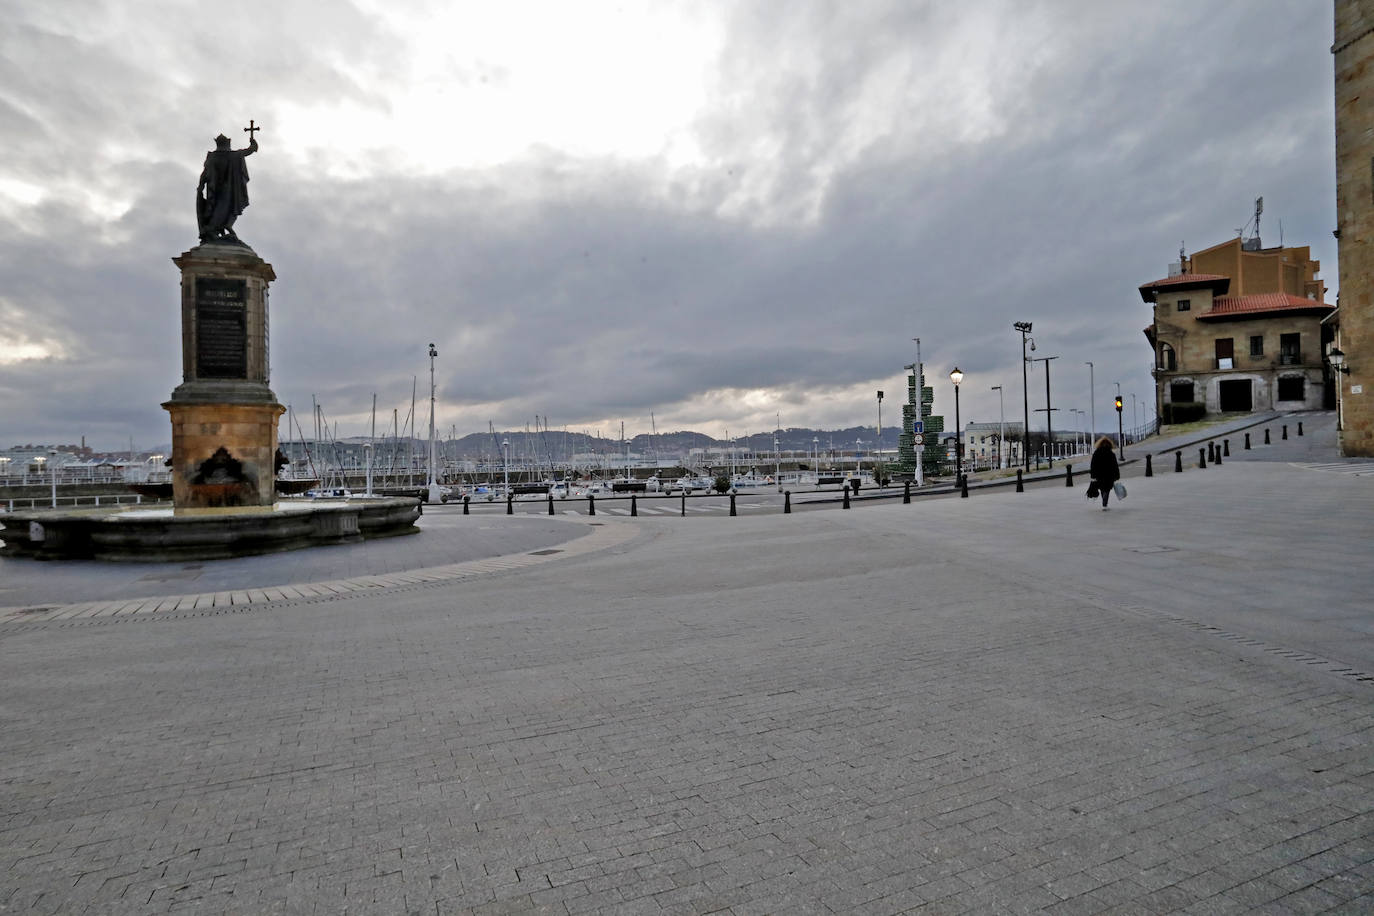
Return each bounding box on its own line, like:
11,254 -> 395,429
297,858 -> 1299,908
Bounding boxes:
0,0 -> 1339,451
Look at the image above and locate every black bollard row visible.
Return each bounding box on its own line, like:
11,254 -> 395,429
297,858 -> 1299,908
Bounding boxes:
1016,469 -> 1024,492
463,495 -> 470,515
588,494 -> 596,516
506,494 -> 514,515
547,493 -> 555,515
1265,428 -> 1271,444
960,475 -> 969,498
1214,446 -> 1222,466
1175,450 -> 1183,473
842,487 -> 851,509
1298,421 -> 1304,436
784,490 -> 792,514
1208,441 -> 1216,463
1199,448 -> 1207,469
1282,424 -> 1288,440
903,481 -> 911,504
1244,432 -> 1251,450
729,493 -> 737,516
1223,439 -> 1230,457
631,494 -> 638,517
681,493 -> 686,517
1065,463 -> 1074,487
1145,454 -> 1153,477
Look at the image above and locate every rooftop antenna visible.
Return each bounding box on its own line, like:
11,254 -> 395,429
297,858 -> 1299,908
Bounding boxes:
1253,196 -> 1263,242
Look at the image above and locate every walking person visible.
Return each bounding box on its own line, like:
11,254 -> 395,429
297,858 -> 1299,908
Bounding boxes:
1089,436 -> 1120,510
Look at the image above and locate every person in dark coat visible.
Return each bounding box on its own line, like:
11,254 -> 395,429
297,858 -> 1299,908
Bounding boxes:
1089,436 -> 1120,510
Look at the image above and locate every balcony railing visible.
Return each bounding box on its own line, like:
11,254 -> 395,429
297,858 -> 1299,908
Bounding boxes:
1279,352 -> 1302,365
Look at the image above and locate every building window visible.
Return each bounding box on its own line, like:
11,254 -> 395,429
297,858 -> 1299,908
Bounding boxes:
1277,376 -> 1305,401
1177,299 -> 1191,312
1279,333 -> 1301,365
1250,335 -> 1264,357
1215,338 -> 1234,370
1170,381 -> 1195,403
1158,343 -> 1177,371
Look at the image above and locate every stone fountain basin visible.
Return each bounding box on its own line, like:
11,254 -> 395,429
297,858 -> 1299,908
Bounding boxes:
0,497 -> 420,561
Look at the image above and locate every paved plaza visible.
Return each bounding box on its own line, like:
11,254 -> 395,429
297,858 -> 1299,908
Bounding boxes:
1,413 -> 1371,914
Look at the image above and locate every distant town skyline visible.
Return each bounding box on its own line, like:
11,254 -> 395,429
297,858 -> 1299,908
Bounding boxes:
0,2 -> 1338,450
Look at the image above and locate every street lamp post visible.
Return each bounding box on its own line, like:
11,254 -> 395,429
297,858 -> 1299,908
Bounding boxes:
1014,322 -> 1033,471
991,385 -> 1005,469
1085,361 -> 1095,444
427,343 -> 442,503
949,367 -> 963,484
1131,393 -> 1138,437
501,438 -> 510,495
47,449 -> 58,508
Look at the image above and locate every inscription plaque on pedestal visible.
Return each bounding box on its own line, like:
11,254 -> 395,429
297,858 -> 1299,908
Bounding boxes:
195,277 -> 247,378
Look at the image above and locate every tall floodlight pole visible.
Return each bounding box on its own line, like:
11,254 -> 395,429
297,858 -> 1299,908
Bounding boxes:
1085,361 -> 1096,443
1014,322 -> 1033,471
991,385 -> 1005,469
427,343 -> 441,503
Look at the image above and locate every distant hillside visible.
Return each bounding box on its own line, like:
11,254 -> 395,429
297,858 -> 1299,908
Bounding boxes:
405,426 -> 912,461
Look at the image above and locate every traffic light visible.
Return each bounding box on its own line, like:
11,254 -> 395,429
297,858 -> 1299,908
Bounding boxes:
1114,396 -> 1123,412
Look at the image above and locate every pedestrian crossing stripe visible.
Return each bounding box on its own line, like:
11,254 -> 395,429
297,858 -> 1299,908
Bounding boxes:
1294,461 -> 1374,476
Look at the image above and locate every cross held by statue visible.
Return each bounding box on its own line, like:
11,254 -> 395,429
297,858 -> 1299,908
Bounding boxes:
244,119 -> 261,140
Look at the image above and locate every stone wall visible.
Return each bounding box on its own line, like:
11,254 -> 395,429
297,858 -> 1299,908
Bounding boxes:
1335,0 -> 1374,454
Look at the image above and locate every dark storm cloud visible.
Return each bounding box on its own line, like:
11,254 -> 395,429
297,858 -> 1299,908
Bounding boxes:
0,0 -> 1338,448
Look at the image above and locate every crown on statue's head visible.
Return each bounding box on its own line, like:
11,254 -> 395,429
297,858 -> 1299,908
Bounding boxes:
214,134 -> 230,147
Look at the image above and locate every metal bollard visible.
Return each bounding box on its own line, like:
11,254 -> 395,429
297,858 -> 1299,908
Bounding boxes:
1223,439 -> 1230,457
631,494 -> 638,517
903,481 -> 911,504
1214,446 -> 1222,466
1264,428 -> 1271,444
1199,448 -> 1207,469
681,493 -> 686,517
547,493 -> 555,515
1298,421 -> 1303,436
729,493 -> 737,516
1208,441 -> 1216,463
506,494 -> 514,515
842,487 -> 851,509
1145,454 -> 1153,477
960,475 -> 969,498
784,490 -> 791,514
1175,451 -> 1183,473
588,493 -> 596,516
1282,424 -> 1288,440
1244,433 -> 1251,450
463,495 -> 470,515
1065,463 -> 1074,487
1016,469 -> 1024,492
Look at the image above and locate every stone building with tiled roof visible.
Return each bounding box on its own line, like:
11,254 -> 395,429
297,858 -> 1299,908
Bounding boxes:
1139,237 -> 1335,419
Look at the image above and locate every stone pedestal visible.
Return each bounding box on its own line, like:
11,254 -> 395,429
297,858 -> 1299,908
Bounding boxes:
162,242 -> 284,513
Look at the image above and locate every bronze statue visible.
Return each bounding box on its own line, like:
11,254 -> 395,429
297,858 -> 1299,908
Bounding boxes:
196,121 -> 260,243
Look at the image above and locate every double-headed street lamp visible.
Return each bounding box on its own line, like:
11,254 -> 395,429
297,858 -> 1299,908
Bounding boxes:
1014,322 -> 1033,471
949,367 -> 963,484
